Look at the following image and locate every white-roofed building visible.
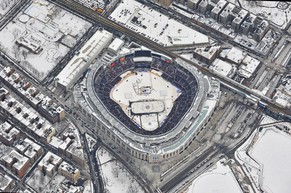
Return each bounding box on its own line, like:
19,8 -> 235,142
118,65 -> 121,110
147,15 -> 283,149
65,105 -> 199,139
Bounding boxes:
225,47 -> 246,64
58,161 -> 81,183
108,38 -> 124,53
238,55 -> 260,78
38,152 -> 62,177
0,122 -> 20,145
210,59 -> 236,78
1,150 -> 30,178
193,46 -> 221,64
55,29 -> 113,90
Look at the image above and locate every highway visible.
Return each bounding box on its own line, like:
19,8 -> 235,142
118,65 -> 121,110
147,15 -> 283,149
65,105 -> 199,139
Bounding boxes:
52,0 -> 290,117
82,133 -> 104,193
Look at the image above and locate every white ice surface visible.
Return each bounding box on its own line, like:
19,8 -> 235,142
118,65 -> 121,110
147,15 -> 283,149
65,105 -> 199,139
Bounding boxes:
249,128 -> 291,193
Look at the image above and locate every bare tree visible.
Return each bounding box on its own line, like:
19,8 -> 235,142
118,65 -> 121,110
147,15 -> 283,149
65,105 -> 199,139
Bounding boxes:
127,183 -> 138,193
12,44 -> 20,60
55,56 -> 63,64
112,164 -> 119,178
22,50 -> 28,60
12,28 -> 21,39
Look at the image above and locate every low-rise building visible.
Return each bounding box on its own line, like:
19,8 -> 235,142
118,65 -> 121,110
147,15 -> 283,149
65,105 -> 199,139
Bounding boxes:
232,9 -> 248,31
0,173 -> 14,192
210,58 -> 236,78
58,161 -> 81,183
66,142 -> 85,167
0,122 -> 20,145
55,29 -> 113,91
38,152 -> 62,177
35,124 -> 56,143
253,18 -> 269,41
210,0 -> 227,21
0,87 -> 9,101
16,37 -> 43,54
39,96 -> 65,123
238,55 -> 260,78
218,2 -> 235,24
0,67 -> 63,123
108,38 -> 124,54
188,0 -> 202,10
155,0 -> 173,7
58,137 -> 73,154
193,46 -> 221,65
225,47 -> 246,64
15,138 -> 44,164
1,150 -> 30,178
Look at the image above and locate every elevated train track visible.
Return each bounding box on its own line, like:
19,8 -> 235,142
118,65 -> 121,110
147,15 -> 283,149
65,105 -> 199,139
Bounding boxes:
52,0 -> 290,116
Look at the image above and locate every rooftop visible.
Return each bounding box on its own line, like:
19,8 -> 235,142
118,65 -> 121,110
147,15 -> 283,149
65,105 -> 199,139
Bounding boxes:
59,161 -> 80,174
56,29 -> 113,89
238,55 -> 260,78
193,46 -> 221,59
39,152 -> 62,169
225,47 -> 245,64
210,58 -> 236,77
0,173 -> 13,191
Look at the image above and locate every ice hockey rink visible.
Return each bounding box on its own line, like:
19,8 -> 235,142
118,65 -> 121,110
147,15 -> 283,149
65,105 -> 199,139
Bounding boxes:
110,69 -> 181,131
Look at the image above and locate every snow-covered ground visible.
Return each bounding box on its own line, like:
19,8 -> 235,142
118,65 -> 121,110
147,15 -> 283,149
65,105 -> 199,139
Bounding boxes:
0,0 -> 20,19
26,170 -> 65,192
236,121 -> 291,193
0,0 -> 91,81
228,0 -> 291,29
250,128 -> 291,193
109,0 -> 209,46
96,147 -> 144,193
85,133 -> 97,152
186,159 -> 243,193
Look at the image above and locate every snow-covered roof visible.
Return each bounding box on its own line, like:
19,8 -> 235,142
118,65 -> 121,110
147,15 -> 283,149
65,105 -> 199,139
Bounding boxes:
238,55 -> 260,78
108,38 -> 124,53
0,173 -> 13,191
226,47 -> 245,64
110,0 -> 209,46
194,46 -> 221,60
210,59 -> 235,77
56,30 -> 113,89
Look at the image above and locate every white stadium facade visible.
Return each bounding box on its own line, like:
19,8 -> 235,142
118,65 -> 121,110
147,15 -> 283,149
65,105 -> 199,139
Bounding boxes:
74,50 -> 221,163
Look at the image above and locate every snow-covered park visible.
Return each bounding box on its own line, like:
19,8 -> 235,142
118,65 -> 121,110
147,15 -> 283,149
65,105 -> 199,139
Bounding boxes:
0,0 -> 91,81
96,147 -> 144,193
236,117 -> 291,193
109,0 -> 209,46
186,159 -> 243,193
